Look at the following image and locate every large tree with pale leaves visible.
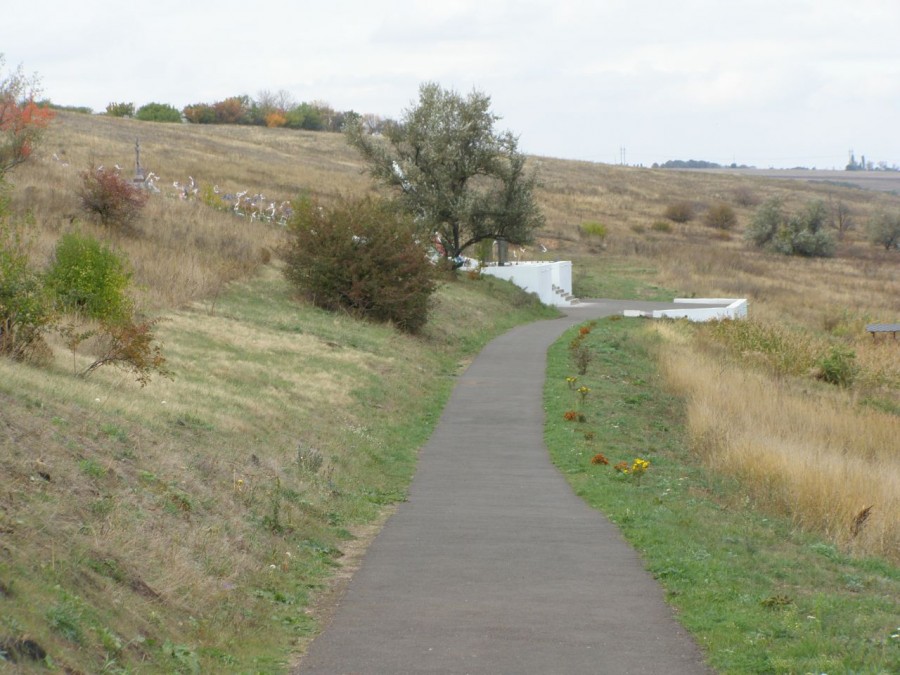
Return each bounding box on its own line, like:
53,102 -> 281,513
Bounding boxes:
346,83 -> 544,265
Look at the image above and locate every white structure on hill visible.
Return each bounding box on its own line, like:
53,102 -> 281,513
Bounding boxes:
476,260 -> 577,307
623,298 -> 748,322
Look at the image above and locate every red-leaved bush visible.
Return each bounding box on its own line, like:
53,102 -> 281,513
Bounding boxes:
79,166 -> 149,229
0,100 -> 54,176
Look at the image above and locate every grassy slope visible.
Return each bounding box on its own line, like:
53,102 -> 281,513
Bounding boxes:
0,264 -> 556,672
2,112 -> 899,671
545,317 -> 899,674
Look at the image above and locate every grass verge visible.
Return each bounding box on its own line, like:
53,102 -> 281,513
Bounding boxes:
544,317 -> 900,674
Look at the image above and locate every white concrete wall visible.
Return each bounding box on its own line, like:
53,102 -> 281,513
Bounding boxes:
623,299 -> 748,322
479,261 -> 574,306
552,261 -> 572,295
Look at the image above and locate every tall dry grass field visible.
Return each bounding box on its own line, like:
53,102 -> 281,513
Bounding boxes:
658,323 -> 899,562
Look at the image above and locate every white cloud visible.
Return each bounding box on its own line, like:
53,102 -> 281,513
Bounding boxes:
3,0 -> 899,167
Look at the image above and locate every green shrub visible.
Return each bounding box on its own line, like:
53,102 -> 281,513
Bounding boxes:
284,103 -> 325,130
865,212 -> 900,250
45,233 -> 133,322
651,220 -> 673,233
134,102 -> 182,123
704,202 -> 737,229
663,201 -> 694,223
745,197 -> 783,247
705,318 -> 820,378
79,166 -> 148,228
746,198 -> 835,257
816,344 -> 858,387
105,102 -> 134,117
199,183 -> 226,210
0,221 -> 53,360
182,102 -> 217,124
579,221 -> 608,240
284,195 -> 438,333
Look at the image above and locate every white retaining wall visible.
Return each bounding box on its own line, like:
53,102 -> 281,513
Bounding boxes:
623,298 -> 748,322
479,261 -> 574,306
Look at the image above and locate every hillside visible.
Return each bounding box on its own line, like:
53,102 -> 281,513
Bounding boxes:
1,112 -> 898,672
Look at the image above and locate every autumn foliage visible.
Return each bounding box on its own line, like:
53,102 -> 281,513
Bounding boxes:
80,318 -> 170,386
0,98 -> 54,176
79,166 -> 149,228
265,111 -> 287,128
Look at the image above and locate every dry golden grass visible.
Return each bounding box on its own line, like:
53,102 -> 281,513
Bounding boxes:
7,112 -> 376,313
657,327 -> 899,562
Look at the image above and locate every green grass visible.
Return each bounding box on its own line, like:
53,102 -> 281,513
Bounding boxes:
544,318 -> 900,674
0,268 -> 555,673
571,255 -> 679,301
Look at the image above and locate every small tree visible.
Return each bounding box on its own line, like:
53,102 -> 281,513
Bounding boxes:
182,102 -> 217,124
212,96 -> 251,125
828,196 -> 853,240
79,166 -> 149,228
284,195 -> 437,333
0,55 -> 55,177
746,198 -> 834,257
79,317 -> 170,386
346,82 -> 544,265
0,220 -> 53,360
866,212 -> 900,250
745,197 -> 783,247
285,102 -> 325,130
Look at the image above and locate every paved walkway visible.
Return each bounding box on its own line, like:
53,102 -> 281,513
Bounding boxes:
297,301 -> 715,674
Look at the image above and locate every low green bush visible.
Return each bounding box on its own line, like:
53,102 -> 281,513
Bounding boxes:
816,344 -> 858,387
105,102 -> 134,117
579,221 -> 608,240
45,233 -> 133,323
0,222 -> 53,360
865,212 -> 900,250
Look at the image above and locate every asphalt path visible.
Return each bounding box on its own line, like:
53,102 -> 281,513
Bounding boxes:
297,300 -> 716,674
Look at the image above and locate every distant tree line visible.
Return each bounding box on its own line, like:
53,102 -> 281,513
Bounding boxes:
100,92 -> 390,134
654,159 -> 753,170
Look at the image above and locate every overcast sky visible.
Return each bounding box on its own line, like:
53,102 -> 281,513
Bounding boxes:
5,0 -> 899,169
